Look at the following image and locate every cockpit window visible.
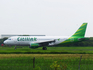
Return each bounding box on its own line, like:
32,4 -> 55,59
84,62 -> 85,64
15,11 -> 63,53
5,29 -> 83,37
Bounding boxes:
7,39 -> 11,40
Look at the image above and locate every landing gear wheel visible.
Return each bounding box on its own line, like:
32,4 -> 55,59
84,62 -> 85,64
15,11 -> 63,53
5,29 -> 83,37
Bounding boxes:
29,46 -> 31,48
42,47 -> 47,50
15,45 -> 17,49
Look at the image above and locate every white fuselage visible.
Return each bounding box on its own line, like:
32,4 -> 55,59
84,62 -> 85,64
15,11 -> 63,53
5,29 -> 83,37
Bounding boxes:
4,36 -> 69,46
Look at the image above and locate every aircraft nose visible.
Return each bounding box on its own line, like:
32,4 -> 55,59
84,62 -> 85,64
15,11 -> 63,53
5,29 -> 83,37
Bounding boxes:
3,41 -> 7,44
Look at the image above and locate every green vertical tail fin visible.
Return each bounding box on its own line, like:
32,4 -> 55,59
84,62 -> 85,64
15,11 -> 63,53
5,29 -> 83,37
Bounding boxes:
71,23 -> 88,37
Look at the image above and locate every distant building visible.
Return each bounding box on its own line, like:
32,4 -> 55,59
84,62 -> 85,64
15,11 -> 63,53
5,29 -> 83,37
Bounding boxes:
1,34 -> 45,38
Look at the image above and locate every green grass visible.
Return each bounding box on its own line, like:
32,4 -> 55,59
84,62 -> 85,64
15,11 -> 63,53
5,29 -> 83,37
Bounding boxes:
0,46 -> 93,54
0,56 -> 93,70
0,46 -> 93,70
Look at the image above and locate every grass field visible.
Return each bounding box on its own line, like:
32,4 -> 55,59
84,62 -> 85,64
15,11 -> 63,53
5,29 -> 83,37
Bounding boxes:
0,46 -> 93,54
0,46 -> 93,70
0,54 -> 93,70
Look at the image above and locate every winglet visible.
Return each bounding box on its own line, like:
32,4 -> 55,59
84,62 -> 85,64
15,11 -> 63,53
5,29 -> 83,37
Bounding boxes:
71,23 -> 88,37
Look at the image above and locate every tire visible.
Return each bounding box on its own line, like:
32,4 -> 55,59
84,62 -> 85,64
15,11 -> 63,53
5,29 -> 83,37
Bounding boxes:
43,47 -> 47,50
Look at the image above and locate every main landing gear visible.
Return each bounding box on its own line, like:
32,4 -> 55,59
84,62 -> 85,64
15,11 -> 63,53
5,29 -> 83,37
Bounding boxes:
29,46 -> 31,48
42,47 -> 47,50
15,45 -> 17,49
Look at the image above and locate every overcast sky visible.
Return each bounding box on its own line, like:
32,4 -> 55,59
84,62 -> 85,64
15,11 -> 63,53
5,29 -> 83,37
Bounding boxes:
0,0 -> 93,37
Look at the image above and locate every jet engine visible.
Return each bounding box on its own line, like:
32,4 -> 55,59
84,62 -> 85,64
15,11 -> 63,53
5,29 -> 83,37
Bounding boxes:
29,43 -> 39,48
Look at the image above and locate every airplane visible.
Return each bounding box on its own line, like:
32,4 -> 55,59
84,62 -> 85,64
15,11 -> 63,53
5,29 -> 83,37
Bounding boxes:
3,23 -> 89,50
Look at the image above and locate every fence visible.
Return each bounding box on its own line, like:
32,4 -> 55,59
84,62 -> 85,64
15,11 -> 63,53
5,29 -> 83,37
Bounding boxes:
0,55 -> 93,70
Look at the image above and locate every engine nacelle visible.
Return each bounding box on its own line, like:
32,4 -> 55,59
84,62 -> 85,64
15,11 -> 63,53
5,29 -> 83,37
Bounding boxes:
30,43 -> 39,48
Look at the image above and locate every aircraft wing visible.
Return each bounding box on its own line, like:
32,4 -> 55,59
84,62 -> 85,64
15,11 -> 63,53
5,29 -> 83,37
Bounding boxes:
31,39 -> 55,46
